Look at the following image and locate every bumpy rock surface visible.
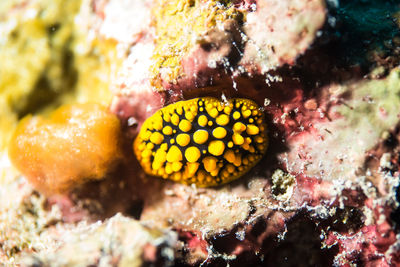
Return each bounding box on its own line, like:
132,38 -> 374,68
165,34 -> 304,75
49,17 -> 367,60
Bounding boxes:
1,0 -> 400,266
0,179 -> 177,266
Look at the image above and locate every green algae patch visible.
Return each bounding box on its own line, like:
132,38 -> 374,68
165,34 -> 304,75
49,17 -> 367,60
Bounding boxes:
283,68 -> 400,182
0,0 -> 119,168
335,68 -> 400,133
150,0 -> 245,88
0,0 -> 81,121
319,69 -> 400,181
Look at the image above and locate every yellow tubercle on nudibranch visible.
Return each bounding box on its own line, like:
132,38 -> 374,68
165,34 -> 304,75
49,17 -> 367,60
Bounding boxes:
133,97 -> 268,187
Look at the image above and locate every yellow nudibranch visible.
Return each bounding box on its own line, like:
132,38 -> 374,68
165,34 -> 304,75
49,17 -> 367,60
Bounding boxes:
133,97 -> 268,187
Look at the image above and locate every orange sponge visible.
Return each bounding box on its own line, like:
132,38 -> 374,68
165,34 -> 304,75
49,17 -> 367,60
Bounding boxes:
9,103 -> 123,194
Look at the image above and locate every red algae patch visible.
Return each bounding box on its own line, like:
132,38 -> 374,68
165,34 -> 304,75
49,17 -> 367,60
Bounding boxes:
8,103 -> 123,195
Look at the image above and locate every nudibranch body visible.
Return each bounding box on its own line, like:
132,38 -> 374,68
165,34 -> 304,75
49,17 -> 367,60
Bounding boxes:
134,97 -> 268,187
